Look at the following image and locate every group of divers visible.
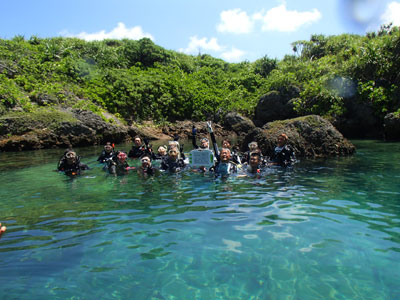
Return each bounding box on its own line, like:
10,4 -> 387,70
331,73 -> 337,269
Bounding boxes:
57,122 -> 295,179
1,124 -> 295,239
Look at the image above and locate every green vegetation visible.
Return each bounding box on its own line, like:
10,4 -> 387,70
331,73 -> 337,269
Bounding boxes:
0,24 -> 399,125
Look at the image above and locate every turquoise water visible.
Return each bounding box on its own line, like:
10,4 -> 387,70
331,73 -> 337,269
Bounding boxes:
0,140 -> 399,300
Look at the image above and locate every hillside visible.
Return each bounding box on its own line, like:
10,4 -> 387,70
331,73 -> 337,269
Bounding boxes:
1,24 -> 399,141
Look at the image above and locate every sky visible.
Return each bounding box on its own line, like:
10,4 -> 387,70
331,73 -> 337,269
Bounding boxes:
1,0 -> 399,62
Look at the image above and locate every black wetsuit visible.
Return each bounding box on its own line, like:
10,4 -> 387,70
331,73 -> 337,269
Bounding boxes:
245,163 -> 264,175
271,145 -> 295,167
57,158 -> 89,176
137,166 -> 159,176
210,161 -> 238,176
153,154 -> 167,160
97,150 -> 115,163
128,145 -> 146,159
230,151 -> 241,165
160,158 -> 186,173
107,159 -> 129,175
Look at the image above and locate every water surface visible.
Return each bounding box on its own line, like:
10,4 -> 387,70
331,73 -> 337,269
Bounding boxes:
0,140 -> 399,300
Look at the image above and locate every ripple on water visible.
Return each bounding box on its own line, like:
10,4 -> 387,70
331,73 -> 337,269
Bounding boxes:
1,141 -> 400,299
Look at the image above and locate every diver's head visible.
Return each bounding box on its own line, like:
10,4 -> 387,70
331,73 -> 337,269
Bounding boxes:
222,139 -> 232,149
248,141 -> 258,152
141,155 -> 152,168
117,152 -> 127,163
249,152 -> 261,168
168,141 -> 179,150
168,148 -> 179,160
104,142 -> 113,153
200,138 -> 209,149
157,145 -> 167,156
134,136 -> 142,147
220,148 -> 231,163
277,133 -> 288,147
65,150 -> 77,164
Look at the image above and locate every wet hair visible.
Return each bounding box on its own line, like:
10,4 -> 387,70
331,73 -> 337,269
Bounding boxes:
250,152 -> 261,160
140,154 -> 152,161
279,133 -> 288,140
222,139 -> 232,147
168,141 -> 180,150
220,148 -> 231,155
248,141 -> 258,149
158,145 -> 167,152
64,148 -> 75,155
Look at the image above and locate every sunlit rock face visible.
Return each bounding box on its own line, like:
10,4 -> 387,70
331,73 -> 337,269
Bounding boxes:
241,115 -> 356,158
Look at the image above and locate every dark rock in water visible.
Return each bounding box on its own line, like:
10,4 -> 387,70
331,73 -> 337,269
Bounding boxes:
224,112 -> 255,135
384,113 -> 400,140
333,97 -> 382,138
254,86 -> 300,126
0,109 -> 131,151
241,115 -> 355,159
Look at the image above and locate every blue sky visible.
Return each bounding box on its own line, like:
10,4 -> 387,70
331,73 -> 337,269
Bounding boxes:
1,0 -> 399,62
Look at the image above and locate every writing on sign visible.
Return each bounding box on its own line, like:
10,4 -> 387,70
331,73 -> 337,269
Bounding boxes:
189,149 -> 214,167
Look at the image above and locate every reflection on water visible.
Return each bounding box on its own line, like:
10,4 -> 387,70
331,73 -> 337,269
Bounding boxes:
0,140 -> 399,299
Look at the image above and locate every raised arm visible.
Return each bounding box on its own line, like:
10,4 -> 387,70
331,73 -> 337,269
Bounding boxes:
207,121 -> 220,162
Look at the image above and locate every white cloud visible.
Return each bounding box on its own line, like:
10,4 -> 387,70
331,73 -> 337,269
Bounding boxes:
380,1 -> 400,26
217,8 -> 254,34
179,36 -> 245,62
179,36 -> 223,54
256,4 -> 321,32
61,22 -> 154,41
220,47 -> 246,62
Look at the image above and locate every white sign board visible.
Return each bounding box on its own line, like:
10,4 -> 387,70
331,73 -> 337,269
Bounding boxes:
189,149 -> 214,167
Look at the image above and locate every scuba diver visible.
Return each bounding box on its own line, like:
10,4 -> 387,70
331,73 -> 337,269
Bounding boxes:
137,154 -> 160,177
160,147 -> 186,173
207,122 -> 239,177
154,145 -> 168,160
221,138 -> 241,165
128,136 -> 153,159
209,148 -> 238,176
191,125 -> 210,150
270,133 -> 295,167
244,152 -> 264,175
97,142 -> 115,163
107,151 -> 134,175
168,133 -> 185,159
242,141 -> 264,164
57,149 -> 89,176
